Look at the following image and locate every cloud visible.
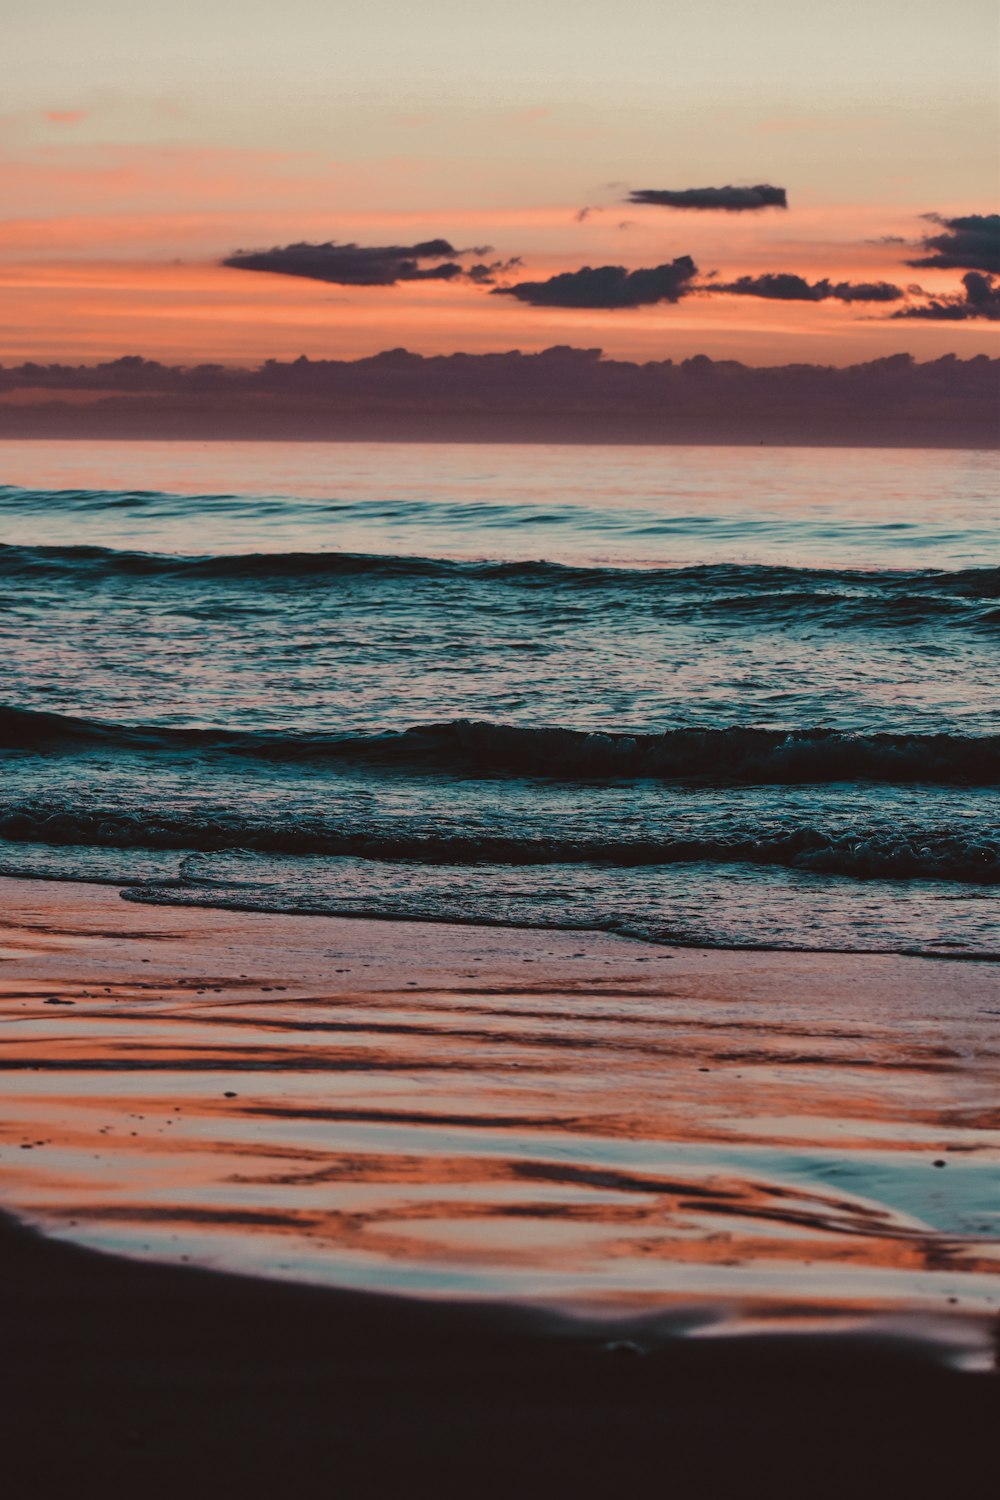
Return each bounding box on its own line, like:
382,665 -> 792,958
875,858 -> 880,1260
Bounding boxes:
491,256 -> 697,308
711,273 -> 904,303
3,350 -> 996,449
43,109 -> 88,125
223,238 -> 516,287
907,214 -> 1000,274
465,257 -> 521,284
627,184 -> 787,211
892,271 -> 1000,321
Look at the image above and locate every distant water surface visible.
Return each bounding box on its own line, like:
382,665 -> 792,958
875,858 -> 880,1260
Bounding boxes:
1,440 -> 997,568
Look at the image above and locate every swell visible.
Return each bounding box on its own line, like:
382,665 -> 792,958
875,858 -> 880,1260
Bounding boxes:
2,706 -> 998,786
1,541 -> 998,600
1,803 -> 996,882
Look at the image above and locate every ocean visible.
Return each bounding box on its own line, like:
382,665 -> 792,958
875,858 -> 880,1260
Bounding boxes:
1,439 -> 997,957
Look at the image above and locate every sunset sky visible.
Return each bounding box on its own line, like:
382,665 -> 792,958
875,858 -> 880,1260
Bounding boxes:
3,0 -> 998,366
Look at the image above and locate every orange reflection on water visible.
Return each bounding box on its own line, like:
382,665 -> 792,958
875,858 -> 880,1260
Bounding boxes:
1,962 -> 997,1312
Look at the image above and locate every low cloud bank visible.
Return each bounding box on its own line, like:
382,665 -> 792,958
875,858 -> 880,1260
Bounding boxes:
628,185 -> 787,211
1,350 -> 995,448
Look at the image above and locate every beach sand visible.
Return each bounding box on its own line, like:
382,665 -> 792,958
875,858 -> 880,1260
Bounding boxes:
3,1205 -> 998,1499
1,875 -> 997,1495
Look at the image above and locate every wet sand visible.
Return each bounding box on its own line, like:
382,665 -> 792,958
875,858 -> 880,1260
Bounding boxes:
1,875 -> 998,1493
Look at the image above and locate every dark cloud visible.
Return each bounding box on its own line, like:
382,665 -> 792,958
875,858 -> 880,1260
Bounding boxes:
223,239 -> 515,286
907,214 -> 1000,274
892,271 -> 1000,321
866,234 -> 907,245
491,256 -> 697,308
628,184 -> 787,211
465,257 -> 522,284
4,350 -> 996,448
712,273 -> 904,303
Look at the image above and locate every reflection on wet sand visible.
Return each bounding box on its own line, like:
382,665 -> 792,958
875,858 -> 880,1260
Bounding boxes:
0,878 -> 998,1321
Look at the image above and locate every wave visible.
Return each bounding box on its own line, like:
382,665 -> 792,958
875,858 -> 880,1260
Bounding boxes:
0,801 -> 996,882
111,888 -> 1000,961
2,706 -> 998,786
2,544 -> 996,633
1,540 -> 998,598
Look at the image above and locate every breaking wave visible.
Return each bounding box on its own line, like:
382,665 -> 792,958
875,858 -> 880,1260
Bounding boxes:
2,706 -> 997,786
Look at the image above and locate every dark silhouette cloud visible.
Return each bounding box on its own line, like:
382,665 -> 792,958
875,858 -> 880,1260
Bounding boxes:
491,256 -> 697,308
223,239 -> 516,286
892,271 -> 1000,321
465,257 -> 522,284
907,214 -> 1000,274
628,185 -> 787,211
712,273 -> 904,303
2,350 -> 995,448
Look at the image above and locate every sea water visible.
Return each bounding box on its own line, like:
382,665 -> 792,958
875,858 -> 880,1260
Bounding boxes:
0,440 -> 997,956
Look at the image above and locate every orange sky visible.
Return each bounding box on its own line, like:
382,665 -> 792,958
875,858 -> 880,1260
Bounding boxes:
2,176 -> 994,367
2,2 -> 997,367
3,255 -> 997,369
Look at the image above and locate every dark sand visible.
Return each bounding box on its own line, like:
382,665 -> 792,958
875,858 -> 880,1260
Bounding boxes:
1,877 -> 997,1496
2,1209 -> 997,1498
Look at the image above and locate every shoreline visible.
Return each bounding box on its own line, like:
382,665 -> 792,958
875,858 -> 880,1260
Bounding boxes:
119,882 -> 1000,961
2,863 -> 996,961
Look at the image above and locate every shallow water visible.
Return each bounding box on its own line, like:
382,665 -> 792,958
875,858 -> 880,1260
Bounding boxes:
0,440 -> 997,953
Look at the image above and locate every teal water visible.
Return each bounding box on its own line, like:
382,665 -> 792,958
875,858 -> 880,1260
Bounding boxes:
1,440 -> 997,954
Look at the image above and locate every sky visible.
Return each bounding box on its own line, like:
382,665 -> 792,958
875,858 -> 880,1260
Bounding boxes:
2,0 -> 998,366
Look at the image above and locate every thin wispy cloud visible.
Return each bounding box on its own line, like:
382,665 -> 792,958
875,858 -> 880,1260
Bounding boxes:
627,184 -> 787,211
224,239 -> 517,286
710,273 -> 904,303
